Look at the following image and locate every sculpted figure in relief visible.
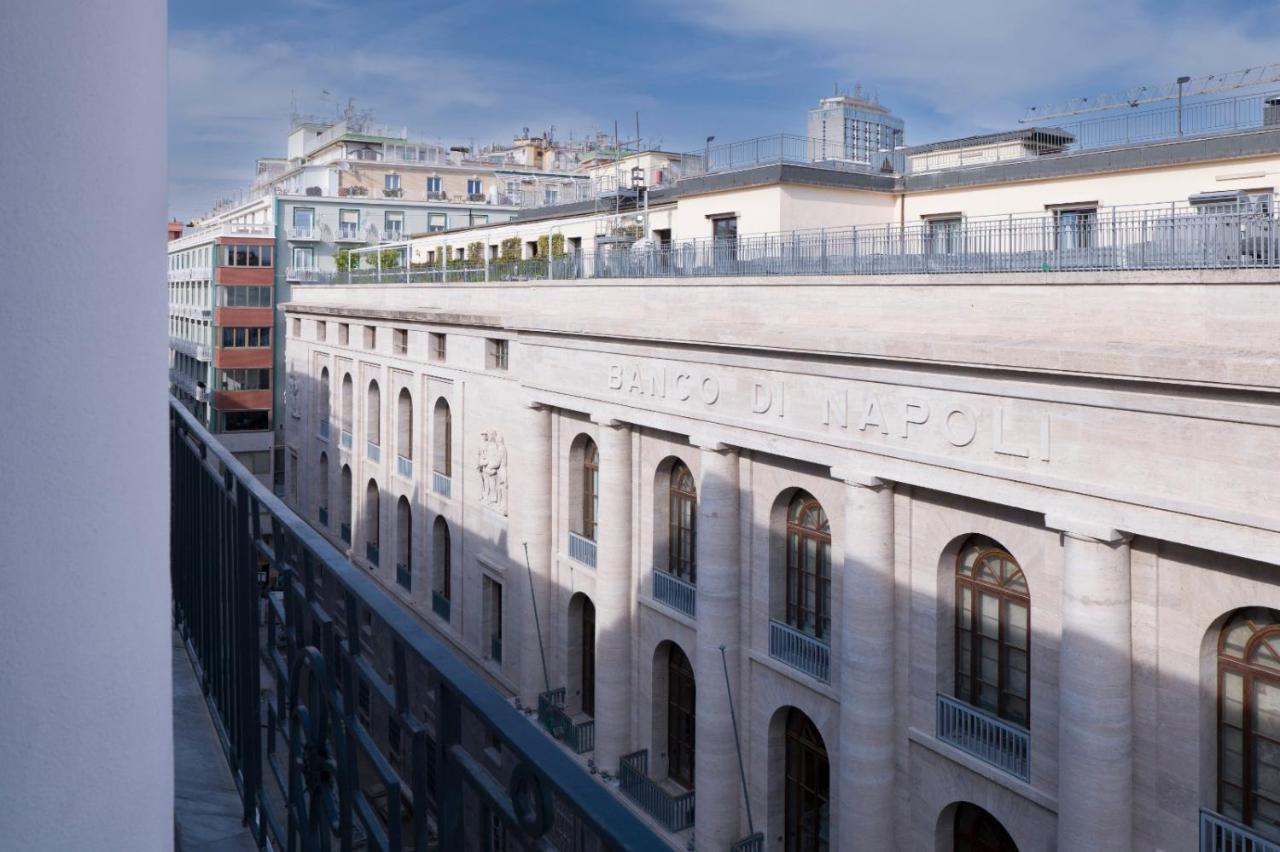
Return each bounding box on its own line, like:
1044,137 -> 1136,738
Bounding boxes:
476,430 -> 507,513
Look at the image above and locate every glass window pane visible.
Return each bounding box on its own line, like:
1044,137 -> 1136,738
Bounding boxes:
1224,672 -> 1245,727
1005,601 -> 1028,649
1257,680 -> 1280,738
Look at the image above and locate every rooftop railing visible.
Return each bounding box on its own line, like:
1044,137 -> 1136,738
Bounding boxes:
681,133 -> 903,178
170,398 -> 661,851
299,205 -> 1280,286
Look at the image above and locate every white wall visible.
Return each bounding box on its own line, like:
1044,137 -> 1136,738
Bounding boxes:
0,1 -> 173,849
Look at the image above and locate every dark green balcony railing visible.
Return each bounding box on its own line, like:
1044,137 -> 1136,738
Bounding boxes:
732,832 -> 765,852
318,505 -> 328,527
490,637 -> 502,665
536,688 -> 596,754
395,561 -> 411,590
618,749 -> 695,833
432,590 -> 450,622
340,521 -> 351,544
169,398 -> 660,851
366,541 -> 379,566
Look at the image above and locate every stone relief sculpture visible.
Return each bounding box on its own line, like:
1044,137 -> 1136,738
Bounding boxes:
476,430 -> 508,514
286,365 -> 301,418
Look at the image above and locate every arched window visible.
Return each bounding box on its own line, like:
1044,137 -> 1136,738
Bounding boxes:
580,596 -> 595,716
582,439 -> 599,540
397,388 -> 413,461
319,367 -> 330,427
432,516 -> 451,600
317,451 -> 329,525
667,644 -> 696,788
364,480 -> 380,566
953,802 -> 1018,852
433,398 -> 451,476
395,496 -> 411,590
1218,607 -> 1280,840
668,461 -> 697,582
341,374 -> 353,434
786,492 -> 831,640
340,465 -> 353,544
955,536 -> 1029,727
784,709 -> 829,852
366,380 -> 381,446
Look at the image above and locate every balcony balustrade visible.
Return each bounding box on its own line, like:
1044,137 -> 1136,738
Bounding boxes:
396,455 -> 413,479
432,590 -> 451,622
334,226 -> 367,243
935,693 -> 1030,782
617,750 -> 695,834
395,562 -> 411,590
286,266 -> 323,283
367,441 -> 381,463
731,834 -> 766,852
536,688 -> 595,754
169,335 -> 211,362
340,521 -> 351,543
287,226 -> 319,241
432,471 -> 451,498
318,419 -> 330,440
318,505 -> 328,526
366,541 -> 379,566
340,429 -> 353,450
768,619 -> 831,683
490,637 -> 502,664
169,398 -> 659,851
652,570 -> 696,618
568,531 -> 597,568
1200,809 -> 1280,852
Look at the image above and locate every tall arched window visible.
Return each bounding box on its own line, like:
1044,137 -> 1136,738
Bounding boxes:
667,644 -> 696,788
1218,607 -> 1280,840
582,439 -> 599,540
433,516 -> 451,600
364,480 -> 380,566
668,461 -> 696,582
786,492 -> 831,641
581,596 -> 595,716
340,465 -> 352,543
953,802 -> 1018,852
341,374 -> 353,435
366,380 -> 381,446
956,536 -> 1030,727
784,709 -> 829,852
397,388 -> 413,462
433,398 -> 451,476
317,451 -> 329,526
319,368 -> 330,430
395,496 -> 411,590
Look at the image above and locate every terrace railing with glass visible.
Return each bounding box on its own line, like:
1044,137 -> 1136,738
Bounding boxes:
169,398 -> 661,851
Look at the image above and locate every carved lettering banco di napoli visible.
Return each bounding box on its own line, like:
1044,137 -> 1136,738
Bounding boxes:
607,361 -> 1051,462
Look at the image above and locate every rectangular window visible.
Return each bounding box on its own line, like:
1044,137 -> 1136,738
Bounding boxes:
426,176 -> 442,193
218,286 -> 272,307
483,576 -> 503,662
430,332 -> 446,362
384,211 -> 404,239
711,215 -> 738,242
1052,205 -> 1097,250
485,338 -> 508,371
427,212 -> 447,233
467,178 -> 482,196
222,243 -> 274,267
316,320 -> 327,341
393,328 -> 408,355
291,318 -> 302,337
223,410 -> 270,432
385,173 -> 401,191
471,213 -> 488,226
288,450 -> 298,499
363,326 -> 376,349
219,326 -> 272,348
339,209 -> 359,239
291,245 -> 315,269
339,323 -> 349,345
233,450 -> 272,473
292,208 -> 315,229
218,368 -> 271,391
926,216 -> 962,255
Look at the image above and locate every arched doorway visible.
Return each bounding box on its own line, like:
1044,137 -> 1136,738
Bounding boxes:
951,802 -> 1017,852
783,708 -> 829,852
1217,607 -> 1280,841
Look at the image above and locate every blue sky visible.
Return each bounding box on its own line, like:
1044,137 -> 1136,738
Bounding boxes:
168,0 -> 1280,222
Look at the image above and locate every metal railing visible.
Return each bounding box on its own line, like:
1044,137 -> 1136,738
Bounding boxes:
169,335 -> 212,362
339,521 -> 351,543
395,561 -> 411,591
490,637 -> 502,664
935,693 -> 1030,782
432,590 -> 451,622
335,226 -> 366,242
397,455 -> 413,479
170,398 -> 660,851
365,541 -> 379,566
653,570 -> 696,618
568,532 -> 597,568
681,133 -> 901,177
617,750 -> 695,834
287,226 -> 318,241
432,471 -> 451,498
768,619 -> 831,683
536,688 -> 595,755
339,429 -> 353,450
367,441 -> 381,463
1200,809 -> 1280,852
318,419 -> 330,440
732,833 -> 765,852
318,505 -> 328,527
286,266 -> 324,283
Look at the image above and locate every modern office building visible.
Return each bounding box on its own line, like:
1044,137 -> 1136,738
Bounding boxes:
278,88 -> 1280,851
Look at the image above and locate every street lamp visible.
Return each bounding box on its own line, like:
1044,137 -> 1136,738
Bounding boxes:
1176,75 -> 1191,136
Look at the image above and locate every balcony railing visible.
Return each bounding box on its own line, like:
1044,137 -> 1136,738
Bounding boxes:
653,570 -> 696,618
366,541 -> 379,566
490,637 -> 502,664
432,471 -> 451,498
334,226 -> 367,243
340,521 -> 351,543
935,693 -> 1030,782
732,833 -> 766,852
768,619 -> 831,682
169,335 -> 211,362
432,590 -> 451,622
568,531 -> 597,568
286,266 -> 323,283
169,398 -> 660,851
340,429 -> 353,449
1200,809 -> 1280,852
367,441 -> 381,463
536,688 -> 595,754
395,561 -> 411,590
318,419 -> 330,440
396,455 -> 413,479
617,750 -> 695,834
318,505 -> 328,526
287,226 -> 319,241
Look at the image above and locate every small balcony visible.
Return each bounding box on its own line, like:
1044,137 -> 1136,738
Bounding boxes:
618,750 -> 695,834
536,688 -> 595,754
318,419 -> 330,441
935,693 -> 1030,782
339,521 -> 351,543
367,441 -> 381,463
340,429 -> 353,450
432,590 -> 451,621
768,619 -> 831,683
334,226 -> 366,243
318,505 -> 328,526
432,471 -> 451,498
169,336 -> 211,362
285,266 -> 325,283
396,455 -> 413,479
653,570 -> 695,618
427,190 -> 447,201
286,226 -> 319,241
490,636 -> 502,664
366,541 -> 379,566
395,561 -> 411,590
1200,809 -> 1280,852
732,834 -> 765,852
380,230 -> 405,243
568,531 -> 597,568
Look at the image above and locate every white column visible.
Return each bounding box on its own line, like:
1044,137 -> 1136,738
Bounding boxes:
593,421 -> 633,773
511,403 -> 553,706
0,1 -> 171,849
1054,522 -> 1133,852
835,473 -> 896,851
693,442 -> 743,848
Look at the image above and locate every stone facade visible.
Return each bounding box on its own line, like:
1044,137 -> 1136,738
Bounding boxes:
281,269 -> 1280,851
